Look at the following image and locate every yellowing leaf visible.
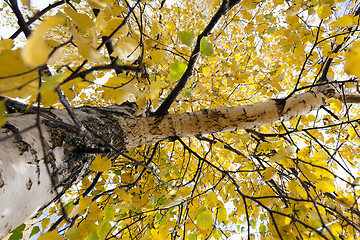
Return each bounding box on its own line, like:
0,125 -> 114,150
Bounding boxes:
40,72 -> 69,93
65,226 -> 81,240
217,207 -> 227,222
262,167 -> 277,181
89,155 -> 111,172
38,230 -> 62,240
0,101 -> 6,127
101,18 -> 128,38
204,192 -> 218,209
202,66 -> 212,77
41,218 -> 50,231
22,15 -> 65,67
200,37 -> 214,57
196,210 -> 213,230
177,31 -> 195,47
317,5 -> 332,19
64,6 -> 94,32
326,97 -> 342,113
111,37 -> 140,61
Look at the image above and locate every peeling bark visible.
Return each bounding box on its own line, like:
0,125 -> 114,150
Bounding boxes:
0,85 -> 339,237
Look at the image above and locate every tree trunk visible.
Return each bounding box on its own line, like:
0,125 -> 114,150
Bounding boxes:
0,84 -> 339,237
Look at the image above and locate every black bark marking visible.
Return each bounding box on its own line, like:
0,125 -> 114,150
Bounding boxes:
0,172 -> 4,188
26,179 -> 32,190
274,99 -> 286,115
2,122 -> 32,155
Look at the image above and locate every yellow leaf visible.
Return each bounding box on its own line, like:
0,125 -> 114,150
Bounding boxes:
101,18 -> 128,38
22,15 -> 65,67
326,97 -> 342,113
317,177 -> 336,193
349,127 -> 357,139
89,155 -> 111,172
88,0 -> 107,9
79,196 -> 92,211
38,231 -> 63,240
68,205 -> 81,218
262,167 -> 277,181
332,15 -> 353,28
64,6 -> 94,32
149,49 -> 165,64
353,177 -> 360,185
0,39 -> 14,52
202,66 -> 212,77
70,26 -> 104,63
196,210 -> 213,230
149,81 -> 166,99
111,37 -> 140,61
242,10 -> 252,20
317,5 -> 332,19
345,41 -> 360,78
0,49 -> 39,98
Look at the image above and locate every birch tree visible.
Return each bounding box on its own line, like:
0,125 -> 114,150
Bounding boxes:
1,0 -> 360,239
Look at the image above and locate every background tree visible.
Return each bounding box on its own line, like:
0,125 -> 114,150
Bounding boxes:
1,0 -> 360,239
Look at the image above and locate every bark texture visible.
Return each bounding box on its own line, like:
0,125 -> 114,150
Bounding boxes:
0,85 -> 337,237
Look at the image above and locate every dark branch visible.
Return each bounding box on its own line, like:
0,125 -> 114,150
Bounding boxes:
154,0 -> 239,116
10,0 -> 65,39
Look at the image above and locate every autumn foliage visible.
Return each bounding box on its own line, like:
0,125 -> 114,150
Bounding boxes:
2,0 -> 360,239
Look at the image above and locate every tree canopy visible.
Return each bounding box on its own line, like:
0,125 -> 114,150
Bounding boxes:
2,0 -> 360,239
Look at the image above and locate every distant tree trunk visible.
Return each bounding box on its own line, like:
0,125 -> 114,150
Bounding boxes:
0,83 -> 345,237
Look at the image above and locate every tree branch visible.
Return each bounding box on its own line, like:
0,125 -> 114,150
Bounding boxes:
154,0 -> 239,116
10,0 -> 65,39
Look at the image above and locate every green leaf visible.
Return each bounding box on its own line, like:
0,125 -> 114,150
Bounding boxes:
9,232 -> 23,240
168,62 -> 187,82
9,224 -> 25,240
185,88 -> 193,98
200,37 -> 214,57
200,13 -> 207,19
177,31 -> 195,47
264,13 -> 273,20
71,0 -> 81,3
29,226 -> 40,238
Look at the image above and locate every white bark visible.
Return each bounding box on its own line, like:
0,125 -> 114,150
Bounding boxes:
0,85 -> 337,237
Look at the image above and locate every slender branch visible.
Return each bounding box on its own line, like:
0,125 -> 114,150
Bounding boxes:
8,0 -> 31,37
10,0 -> 65,39
154,0 -> 238,116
